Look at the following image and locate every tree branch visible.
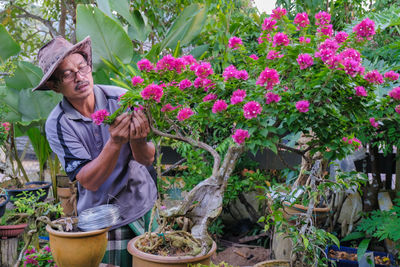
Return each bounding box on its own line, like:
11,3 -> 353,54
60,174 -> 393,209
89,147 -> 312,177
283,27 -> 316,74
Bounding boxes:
277,143 -> 305,155
12,5 -> 59,37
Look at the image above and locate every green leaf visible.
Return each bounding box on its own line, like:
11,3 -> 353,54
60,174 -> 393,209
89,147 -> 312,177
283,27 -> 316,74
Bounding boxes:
76,4 -> 134,70
357,238 -> 371,264
160,4 -> 207,51
5,61 -> 42,90
110,78 -> 131,89
301,234 -> 309,249
326,232 -> 340,247
0,24 -> 21,63
19,89 -> 61,122
190,45 -> 209,59
341,231 -> 366,242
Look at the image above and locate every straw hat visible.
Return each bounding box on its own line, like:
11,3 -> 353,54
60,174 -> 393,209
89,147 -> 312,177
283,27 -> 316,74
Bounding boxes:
32,36 -> 92,91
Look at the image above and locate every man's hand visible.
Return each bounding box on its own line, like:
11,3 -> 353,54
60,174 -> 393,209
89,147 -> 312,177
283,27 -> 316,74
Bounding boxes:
109,113 -> 131,145
130,110 -> 150,142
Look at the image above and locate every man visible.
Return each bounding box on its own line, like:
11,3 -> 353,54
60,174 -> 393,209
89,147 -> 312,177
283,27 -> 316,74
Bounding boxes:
33,36 -> 158,267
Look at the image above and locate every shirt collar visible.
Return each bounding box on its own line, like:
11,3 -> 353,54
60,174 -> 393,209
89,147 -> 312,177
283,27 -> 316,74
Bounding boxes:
61,85 -> 107,121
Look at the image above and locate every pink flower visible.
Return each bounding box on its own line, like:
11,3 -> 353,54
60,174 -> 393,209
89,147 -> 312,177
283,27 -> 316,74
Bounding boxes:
296,100 -> 310,113
249,54 -> 259,60
177,108 -> 194,121
256,67 -> 280,90
262,18 -> 277,31
395,105 -> 400,114
353,18 -> 376,40
319,39 -> 339,52
203,93 -> 217,102
267,50 -> 284,60
228,36 -> 243,49
317,24 -> 333,37
342,58 -> 364,77
194,62 -> 214,78
235,70 -> 249,80
384,71 -> 399,81
294,12 -> 310,28
273,32 -> 290,46
137,58 -> 154,72
271,7 -> 287,20
355,86 -> 367,96
232,129 -> 250,144
223,65 -> 238,81
43,246 -> 51,253
91,109 -> 109,125
161,104 -> 180,112
181,55 -> 197,66
389,87 -> 400,100
364,70 -> 384,84
231,89 -> 246,105
299,36 -> 311,44
134,104 -> 144,112
339,48 -> 361,63
297,53 -> 314,69
335,31 -> 349,43
243,101 -> 262,119
343,137 -> 362,149
194,78 -> 215,91
265,92 -> 281,104
315,11 -> 331,26
258,33 -> 271,44
131,76 -> 144,86
369,117 -> 379,128
2,122 -> 10,132
178,79 -> 192,90
212,100 -> 228,113
156,54 -> 178,72
141,83 -> 164,102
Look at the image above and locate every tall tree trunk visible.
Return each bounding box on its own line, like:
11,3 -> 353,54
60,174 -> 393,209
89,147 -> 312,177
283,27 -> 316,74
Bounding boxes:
362,145 -> 380,212
59,0 -> 67,37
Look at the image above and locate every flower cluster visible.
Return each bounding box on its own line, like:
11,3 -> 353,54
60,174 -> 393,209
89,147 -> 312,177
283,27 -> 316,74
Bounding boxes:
93,7 -> 399,160
22,245 -> 57,267
0,121 -> 10,147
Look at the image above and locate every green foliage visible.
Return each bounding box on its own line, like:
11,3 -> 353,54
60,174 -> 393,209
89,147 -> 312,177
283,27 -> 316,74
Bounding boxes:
189,262 -> 236,267
208,217 -> 225,239
22,245 -> 57,267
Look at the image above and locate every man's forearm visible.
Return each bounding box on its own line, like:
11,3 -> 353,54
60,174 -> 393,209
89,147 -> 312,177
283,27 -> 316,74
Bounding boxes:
130,139 -> 155,166
76,139 -> 122,191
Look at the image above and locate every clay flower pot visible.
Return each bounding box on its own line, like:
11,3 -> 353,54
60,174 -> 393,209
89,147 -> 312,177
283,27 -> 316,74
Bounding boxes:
127,234 -> 217,267
46,221 -> 108,267
0,223 -> 28,239
282,201 -> 331,224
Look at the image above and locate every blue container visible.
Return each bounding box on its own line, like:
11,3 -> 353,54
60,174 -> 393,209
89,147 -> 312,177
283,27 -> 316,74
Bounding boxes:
326,245 -> 396,267
6,181 -> 52,203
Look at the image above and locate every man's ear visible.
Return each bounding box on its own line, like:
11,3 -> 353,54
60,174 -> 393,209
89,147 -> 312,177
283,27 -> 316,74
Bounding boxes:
45,81 -> 61,93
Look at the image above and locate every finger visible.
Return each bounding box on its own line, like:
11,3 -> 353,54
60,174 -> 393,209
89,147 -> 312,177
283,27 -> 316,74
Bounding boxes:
134,110 -> 150,134
132,117 -> 142,137
130,121 -> 137,137
113,114 -> 131,131
112,113 -> 130,127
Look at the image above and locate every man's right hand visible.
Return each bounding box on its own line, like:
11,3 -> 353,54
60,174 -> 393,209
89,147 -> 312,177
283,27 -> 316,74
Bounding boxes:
109,112 -> 131,145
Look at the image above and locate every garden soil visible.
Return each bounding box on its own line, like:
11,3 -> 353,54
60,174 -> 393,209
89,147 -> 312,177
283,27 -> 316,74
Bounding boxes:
211,245 -> 271,266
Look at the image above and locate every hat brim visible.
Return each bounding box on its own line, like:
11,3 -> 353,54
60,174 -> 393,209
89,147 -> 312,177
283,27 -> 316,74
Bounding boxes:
32,36 -> 92,91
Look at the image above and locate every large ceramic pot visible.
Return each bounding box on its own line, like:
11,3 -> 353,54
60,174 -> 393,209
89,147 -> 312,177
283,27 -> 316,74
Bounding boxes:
128,234 -> 217,267
6,181 -> 52,203
46,220 -> 108,267
0,223 -> 28,239
282,201 -> 331,224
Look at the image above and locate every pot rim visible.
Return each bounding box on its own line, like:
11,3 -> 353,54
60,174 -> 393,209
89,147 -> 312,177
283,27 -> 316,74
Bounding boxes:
127,234 -> 217,263
46,223 -> 109,237
0,194 -> 9,207
0,223 -> 28,229
6,181 -> 52,193
282,201 -> 331,213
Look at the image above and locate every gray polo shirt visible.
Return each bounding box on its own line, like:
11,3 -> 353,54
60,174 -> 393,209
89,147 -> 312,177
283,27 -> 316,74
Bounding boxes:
45,84 -> 157,229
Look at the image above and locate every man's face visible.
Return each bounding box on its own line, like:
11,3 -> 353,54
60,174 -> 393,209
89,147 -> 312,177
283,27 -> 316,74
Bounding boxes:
53,53 -> 94,101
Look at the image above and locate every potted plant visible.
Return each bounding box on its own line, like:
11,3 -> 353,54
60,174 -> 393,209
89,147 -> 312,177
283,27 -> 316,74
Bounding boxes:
45,217 -> 109,267
93,7 -> 396,266
5,181 -> 52,203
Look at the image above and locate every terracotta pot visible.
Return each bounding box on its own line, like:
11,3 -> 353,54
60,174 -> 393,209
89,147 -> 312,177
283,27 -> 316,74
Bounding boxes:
254,260 -> 291,267
0,223 -> 28,239
57,187 -> 75,217
46,221 -> 108,267
127,234 -> 217,267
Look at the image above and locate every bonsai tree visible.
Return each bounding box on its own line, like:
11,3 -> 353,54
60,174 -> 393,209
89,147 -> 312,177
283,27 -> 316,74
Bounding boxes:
94,8 -> 397,258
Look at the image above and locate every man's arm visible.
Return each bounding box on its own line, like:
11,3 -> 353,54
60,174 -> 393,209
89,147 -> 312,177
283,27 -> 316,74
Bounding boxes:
129,110 -> 155,166
76,113 -> 131,191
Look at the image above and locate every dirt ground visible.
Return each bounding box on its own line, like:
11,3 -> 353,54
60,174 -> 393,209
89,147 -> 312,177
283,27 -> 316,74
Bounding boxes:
212,245 -> 271,266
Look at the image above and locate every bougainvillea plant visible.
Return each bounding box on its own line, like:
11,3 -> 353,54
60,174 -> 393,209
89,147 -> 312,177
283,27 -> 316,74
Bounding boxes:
93,8 -> 398,257
0,121 -> 10,147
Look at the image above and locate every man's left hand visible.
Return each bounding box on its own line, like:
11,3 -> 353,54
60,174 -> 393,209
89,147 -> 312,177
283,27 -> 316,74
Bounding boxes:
130,110 -> 150,142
